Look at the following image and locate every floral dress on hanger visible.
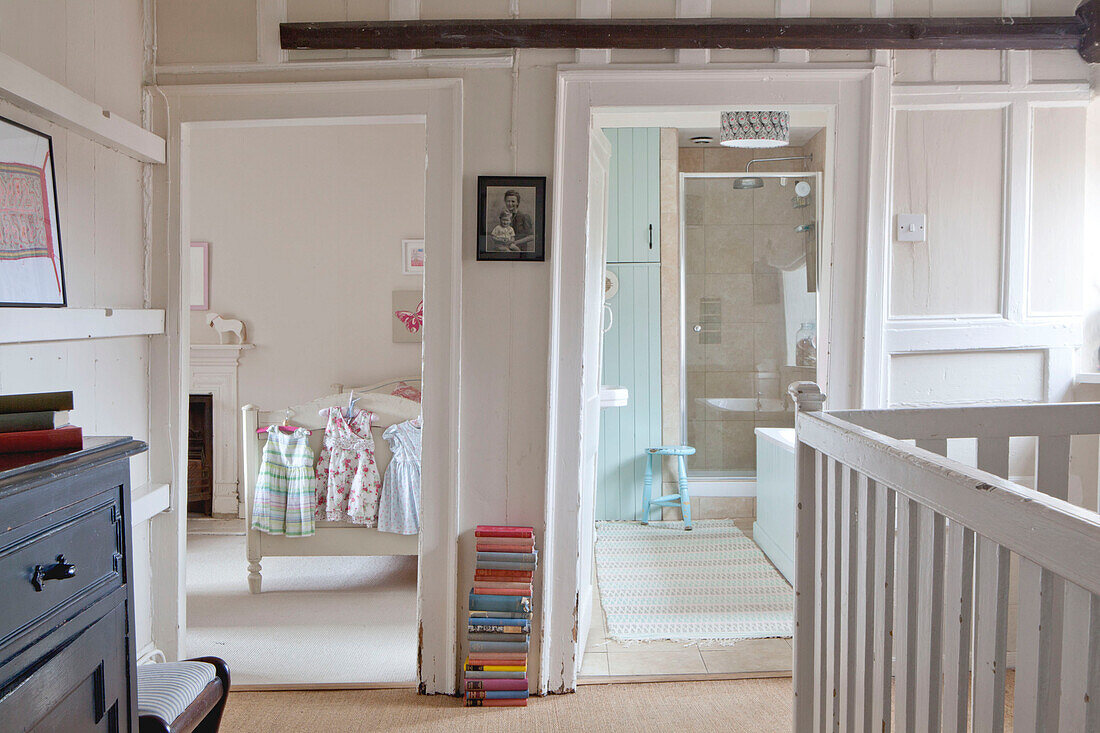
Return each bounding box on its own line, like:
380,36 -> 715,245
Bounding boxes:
378,418 -> 422,535
315,407 -> 383,525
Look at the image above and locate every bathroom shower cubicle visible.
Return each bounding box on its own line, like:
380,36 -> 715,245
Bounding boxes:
680,167 -> 822,496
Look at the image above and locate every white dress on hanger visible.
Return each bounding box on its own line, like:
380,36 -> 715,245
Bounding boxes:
377,419 -> 422,535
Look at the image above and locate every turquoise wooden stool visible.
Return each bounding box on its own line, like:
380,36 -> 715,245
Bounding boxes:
641,445 -> 696,530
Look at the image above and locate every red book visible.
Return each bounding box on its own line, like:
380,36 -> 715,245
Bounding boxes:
475,525 -> 534,539
0,448 -> 76,471
465,698 -> 527,707
475,569 -> 533,581
476,535 -> 535,547
476,543 -> 535,553
0,426 -> 82,454
473,587 -> 529,596
466,678 -> 528,691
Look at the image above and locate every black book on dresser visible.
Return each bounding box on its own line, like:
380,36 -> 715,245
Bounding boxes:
0,436 -> 147,732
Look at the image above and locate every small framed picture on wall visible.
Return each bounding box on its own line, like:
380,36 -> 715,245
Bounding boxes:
402,239 -> 425,276
0,115 -> 66,307
477,176 -> 546,262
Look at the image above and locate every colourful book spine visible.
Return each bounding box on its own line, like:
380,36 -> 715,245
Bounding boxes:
474,569 -> 533,581
0,410 -> 70,434
472,586 -> 529,596
0,449 -> 75,471
466,655 -> 528,665
469,640 -> 530,653
477,560 -> 537,571
476,551 -> 537,564
469,581 -> 532,591
469,593 -> 531,613
475,536 -> 535,548
0,426 -> 82,454
476,543 -> 535,553
464,698 -> 527,707
467,624 -> 528,634
466,678 -> 529,691
0,391 -> 74,414
463,670 -> 527,679
463,664 -> 527,672
468,632 -> 528,643
465,690 -> 530,699
468,610 -> 531,620
475,525 -> 534,537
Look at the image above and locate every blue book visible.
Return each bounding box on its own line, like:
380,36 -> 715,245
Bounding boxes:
466,690 -> 530,700
468,617 -> 530,630
464,670 -> 527,679
476,551 -> 537,564
476,561 -> 537,571
469,610 -> 532,620
469,639 -> 530,653
468,632 -> 528,643
469,593 -> 531,613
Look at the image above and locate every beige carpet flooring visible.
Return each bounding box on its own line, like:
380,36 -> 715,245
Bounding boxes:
186,532 -> 418,686
220,674 -> 1017,732
221,678 -> 795,732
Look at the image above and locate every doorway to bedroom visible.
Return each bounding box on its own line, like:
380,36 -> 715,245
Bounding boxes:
183,117 -> 427,687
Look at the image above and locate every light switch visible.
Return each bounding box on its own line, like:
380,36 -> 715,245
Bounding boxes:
897,213 -> 926,242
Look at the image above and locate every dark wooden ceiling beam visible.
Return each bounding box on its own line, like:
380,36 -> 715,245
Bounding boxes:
281,1 -> 1100,61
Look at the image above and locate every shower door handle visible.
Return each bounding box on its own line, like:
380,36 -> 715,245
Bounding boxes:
648,224 -> 653,250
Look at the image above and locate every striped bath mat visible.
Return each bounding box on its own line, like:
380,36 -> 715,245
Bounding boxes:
594,519 -> 793,642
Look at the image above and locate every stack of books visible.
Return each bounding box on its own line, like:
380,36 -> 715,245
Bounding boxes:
465,525 -> 536,707
0,392 -> 81,470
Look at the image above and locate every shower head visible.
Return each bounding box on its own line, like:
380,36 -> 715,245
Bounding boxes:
732,177 -> 764,190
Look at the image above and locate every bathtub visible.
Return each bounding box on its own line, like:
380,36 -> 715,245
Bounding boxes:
753,427 -> 796,583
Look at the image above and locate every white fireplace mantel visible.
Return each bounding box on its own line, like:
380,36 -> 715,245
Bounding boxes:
190,343 -> 253,516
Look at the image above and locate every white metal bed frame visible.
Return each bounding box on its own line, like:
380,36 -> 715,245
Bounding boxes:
240,378 -> 422,593
790,382 -> 1100,732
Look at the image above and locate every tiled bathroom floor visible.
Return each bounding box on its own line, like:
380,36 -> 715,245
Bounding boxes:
579,518 -> 793,682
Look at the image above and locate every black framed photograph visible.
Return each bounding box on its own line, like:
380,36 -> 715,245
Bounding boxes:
477,176 -> 546,261
0,115 -> 66,307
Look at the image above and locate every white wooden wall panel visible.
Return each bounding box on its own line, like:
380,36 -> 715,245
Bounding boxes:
1029,105 -> 1086,317
890,108 -> 1005,318
888,350 -> 1046,406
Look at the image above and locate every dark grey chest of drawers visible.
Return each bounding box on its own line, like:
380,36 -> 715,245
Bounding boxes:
0,437 -> 147,733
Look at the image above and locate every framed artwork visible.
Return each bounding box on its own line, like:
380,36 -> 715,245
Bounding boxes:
392,290 -> 423,344
402,239 -> 425,276
190,242 -> 209,311
0,115 -> 66,307
476,176 -> 546,262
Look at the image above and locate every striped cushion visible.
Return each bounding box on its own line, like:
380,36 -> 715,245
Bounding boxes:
137,661 -> 217,724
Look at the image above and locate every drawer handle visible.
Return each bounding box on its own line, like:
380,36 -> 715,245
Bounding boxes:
31,554 -> 77,592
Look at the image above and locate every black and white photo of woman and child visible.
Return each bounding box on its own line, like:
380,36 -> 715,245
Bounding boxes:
486,187 -> 536,253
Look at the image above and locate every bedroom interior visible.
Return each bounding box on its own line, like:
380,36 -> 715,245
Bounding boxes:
1,0 -> 1100,730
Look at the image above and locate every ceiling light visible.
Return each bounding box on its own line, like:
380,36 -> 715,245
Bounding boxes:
719,111 -> 790,149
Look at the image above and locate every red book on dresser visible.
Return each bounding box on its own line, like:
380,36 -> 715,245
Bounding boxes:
0,426 -> 82,454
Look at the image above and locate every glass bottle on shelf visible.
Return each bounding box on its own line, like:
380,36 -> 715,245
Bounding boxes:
795,322 -> 817,368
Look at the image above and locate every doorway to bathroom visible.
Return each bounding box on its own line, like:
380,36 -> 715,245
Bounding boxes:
583,115 -> 829,682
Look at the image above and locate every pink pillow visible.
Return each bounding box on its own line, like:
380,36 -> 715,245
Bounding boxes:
391,382 -> 422,402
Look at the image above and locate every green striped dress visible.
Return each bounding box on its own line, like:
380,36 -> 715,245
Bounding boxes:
251,426 -> 317,537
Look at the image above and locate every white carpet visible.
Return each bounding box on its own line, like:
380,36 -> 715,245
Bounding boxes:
595,519 -> 794,643
185,533 -> 418,686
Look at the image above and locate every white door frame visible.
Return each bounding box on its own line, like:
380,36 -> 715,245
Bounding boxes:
540,66 -> 890,693
148,79 -> 463,694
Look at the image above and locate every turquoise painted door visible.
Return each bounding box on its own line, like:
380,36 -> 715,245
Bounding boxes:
597,263 -> 662,521
605,128 -> 661,264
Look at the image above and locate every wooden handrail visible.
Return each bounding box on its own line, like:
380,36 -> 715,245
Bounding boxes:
281,0 -> 1100,62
